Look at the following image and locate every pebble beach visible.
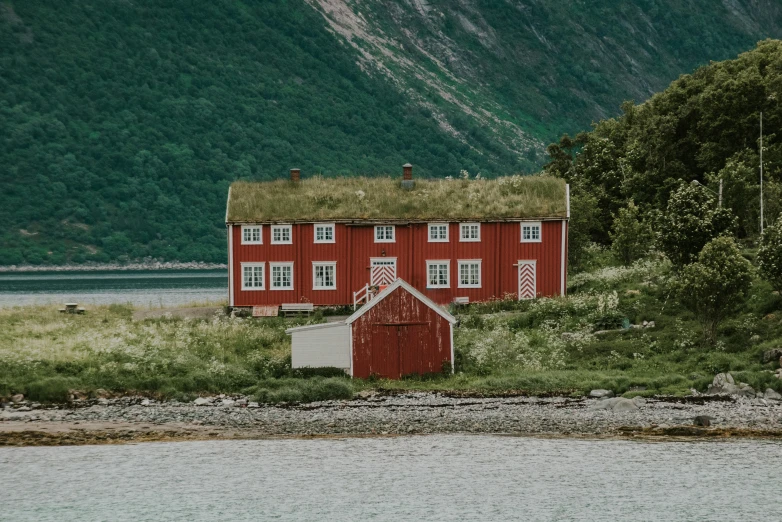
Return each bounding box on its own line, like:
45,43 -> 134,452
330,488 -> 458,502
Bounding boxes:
2,392 -> 782,446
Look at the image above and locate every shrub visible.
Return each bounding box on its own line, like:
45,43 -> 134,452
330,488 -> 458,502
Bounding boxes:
289,367 -> 349,379
25,377 -> 79,403
758,214 -> 782,292
610,200 -> 653,265
677,236 -> 754,344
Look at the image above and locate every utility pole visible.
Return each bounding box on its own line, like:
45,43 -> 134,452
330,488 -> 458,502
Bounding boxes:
761,111 -> 765,235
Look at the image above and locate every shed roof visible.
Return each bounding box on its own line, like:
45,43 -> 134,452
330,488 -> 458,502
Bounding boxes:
226,175 -> 567,223
285,322 -> 346,335
346,279 -> 457,325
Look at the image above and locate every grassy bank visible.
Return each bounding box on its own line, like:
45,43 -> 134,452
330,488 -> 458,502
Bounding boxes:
2,257 -> 782,403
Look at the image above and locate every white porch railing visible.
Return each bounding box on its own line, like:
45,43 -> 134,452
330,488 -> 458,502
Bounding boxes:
353,284 -> 373,311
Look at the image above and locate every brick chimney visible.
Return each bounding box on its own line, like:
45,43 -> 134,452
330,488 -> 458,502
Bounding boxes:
401,163 -> 414,190
290,168 -> 301,182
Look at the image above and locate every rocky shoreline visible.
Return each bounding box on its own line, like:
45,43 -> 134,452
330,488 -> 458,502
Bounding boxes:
2,391 -> 782,446
0,261 -> 227,273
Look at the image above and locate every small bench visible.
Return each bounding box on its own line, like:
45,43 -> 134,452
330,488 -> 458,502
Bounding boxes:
281,303 -> 314,317
59,303 -> 86,314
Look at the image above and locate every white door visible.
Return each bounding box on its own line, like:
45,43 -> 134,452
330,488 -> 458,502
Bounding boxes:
518,261 -> 536,300
370,258 -> 397,286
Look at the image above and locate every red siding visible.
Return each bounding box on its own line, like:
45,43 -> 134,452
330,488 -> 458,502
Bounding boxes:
351,286 -> 452,379
230,220 -> 567,306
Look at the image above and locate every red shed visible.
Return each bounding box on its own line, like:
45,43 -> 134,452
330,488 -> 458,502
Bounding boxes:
287,278 -> 457,379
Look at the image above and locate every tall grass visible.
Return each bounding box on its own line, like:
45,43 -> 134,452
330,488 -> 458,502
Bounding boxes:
227,175 -> 567,222
2,257 -> 782,402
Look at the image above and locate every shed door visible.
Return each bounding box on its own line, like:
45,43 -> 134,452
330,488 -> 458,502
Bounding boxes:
370,324 -> 400,379
518,261 -> 536,300
369,323 -> 429,379
370,258 -> 397,286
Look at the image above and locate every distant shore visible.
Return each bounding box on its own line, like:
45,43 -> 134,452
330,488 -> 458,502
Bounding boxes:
2,392 -> 782,446
0,261 -> 227,273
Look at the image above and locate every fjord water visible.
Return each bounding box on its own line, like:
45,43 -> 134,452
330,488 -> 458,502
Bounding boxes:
0,270 -> 226,307
2,436 -> 780,521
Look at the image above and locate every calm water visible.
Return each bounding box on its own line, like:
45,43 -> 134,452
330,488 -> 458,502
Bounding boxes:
0,270 -> 227,308
1,435 -> 780,521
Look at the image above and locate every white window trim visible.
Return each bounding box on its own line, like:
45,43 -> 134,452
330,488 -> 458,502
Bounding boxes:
374,225 -> 395,243
313,223 -> 336,244
269,262 -> 294,290
457,259 -> 482,288
271,224 -> 293,245
426,259 -> 450,289
240,262 -> 265,291
459,223 -> 481,242
521,221 -> 543,243
428,223 -> 449,243
312,261 -> 337,290
241,225 -> 263,245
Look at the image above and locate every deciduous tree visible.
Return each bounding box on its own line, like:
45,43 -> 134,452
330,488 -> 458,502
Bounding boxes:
677,236 -> 753,344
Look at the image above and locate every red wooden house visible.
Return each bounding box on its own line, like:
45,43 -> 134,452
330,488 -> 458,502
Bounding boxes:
226,165 -> 569,308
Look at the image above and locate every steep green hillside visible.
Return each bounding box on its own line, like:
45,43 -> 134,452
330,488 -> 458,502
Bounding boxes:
2,0 -> 781,264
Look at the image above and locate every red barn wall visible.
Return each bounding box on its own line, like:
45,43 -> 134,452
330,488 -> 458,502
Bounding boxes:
230,220 -> 566,306
351,286 -> 452,379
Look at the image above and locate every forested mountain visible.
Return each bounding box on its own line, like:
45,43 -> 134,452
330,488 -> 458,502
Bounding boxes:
2,1 -> 782,265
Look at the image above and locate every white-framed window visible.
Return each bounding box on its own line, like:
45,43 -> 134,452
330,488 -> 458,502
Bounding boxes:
375,225 -> 395,243
241,225 -> 263,245
426,260 -> 450,288
428,223 -> 449,242
271,225 -> 292,244
521,222 -> 542,243
270,262 -> 293,290
458,260 -> 481,288
312,261 -> 336,290
241,262 -> 265,290
460,223 -> 480,242
314,223 -> 335,244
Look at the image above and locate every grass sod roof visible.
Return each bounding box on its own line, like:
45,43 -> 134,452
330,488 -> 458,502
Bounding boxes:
226,175 -> 567,223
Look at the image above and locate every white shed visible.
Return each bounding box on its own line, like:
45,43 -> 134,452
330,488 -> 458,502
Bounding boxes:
285,322 -> 351,372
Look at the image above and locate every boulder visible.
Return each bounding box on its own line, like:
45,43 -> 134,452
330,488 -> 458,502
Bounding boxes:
193,397 -> 211,406
632,396 -> 647,406
706,382 -> 740,395
706,373 -> 746,395
589,389 -> 614,399
588,397 -> 639,411
737,384 -> 756,398
140,399 -> 151,406
11,394 -> 24,403
612,398 -> 640,412
93,389 -> 111,399
221,399 -> 236,407
764,388 -> 782,400
762,348 -> 782,364
713,373 -> 735,387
